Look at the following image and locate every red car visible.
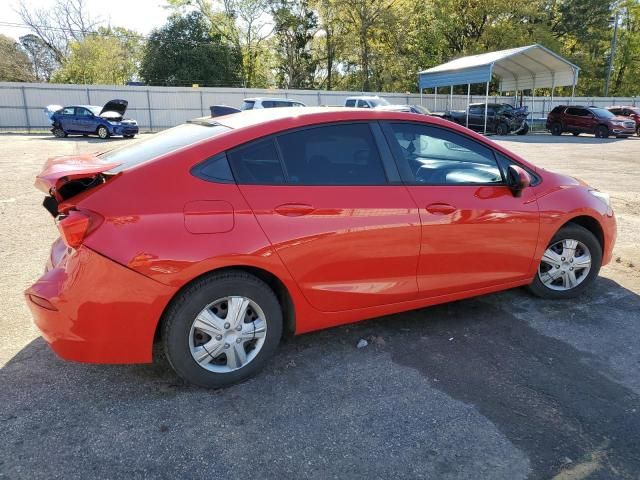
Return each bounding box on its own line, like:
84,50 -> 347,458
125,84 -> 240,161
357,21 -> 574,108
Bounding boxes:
606,106 -> 640,136
26,108 -> 616,387
547,105 -> 636,138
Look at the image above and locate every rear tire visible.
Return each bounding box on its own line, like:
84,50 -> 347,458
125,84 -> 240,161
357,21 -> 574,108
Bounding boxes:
595,125 -> 609,138
516,123 -> 529,135
162,271 -> 283,388
52,127 -> 66,138
551,122 -> 562,136
528,224 -> 602,300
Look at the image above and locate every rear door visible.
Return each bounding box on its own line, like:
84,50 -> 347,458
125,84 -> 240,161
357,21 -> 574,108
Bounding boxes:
58,107 -> 76,131
230,122 -> 421,312
381,121 -> 539,297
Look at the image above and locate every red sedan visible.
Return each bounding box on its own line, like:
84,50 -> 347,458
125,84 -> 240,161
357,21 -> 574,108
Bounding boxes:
26,108 -> 616,387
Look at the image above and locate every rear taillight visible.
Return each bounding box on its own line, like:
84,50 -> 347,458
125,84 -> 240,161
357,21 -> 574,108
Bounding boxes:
56,210 -> 103,248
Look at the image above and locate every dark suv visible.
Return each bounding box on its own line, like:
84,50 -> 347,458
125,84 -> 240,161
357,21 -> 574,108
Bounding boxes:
547,105 -> 636,138
607,106 -> 640,136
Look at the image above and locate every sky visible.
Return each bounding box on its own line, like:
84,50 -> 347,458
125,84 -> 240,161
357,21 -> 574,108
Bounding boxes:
1,0 -> 172,40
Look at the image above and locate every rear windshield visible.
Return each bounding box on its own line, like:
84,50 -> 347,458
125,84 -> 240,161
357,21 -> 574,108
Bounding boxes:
102,123 -> 230,173
241,100 -> 255,110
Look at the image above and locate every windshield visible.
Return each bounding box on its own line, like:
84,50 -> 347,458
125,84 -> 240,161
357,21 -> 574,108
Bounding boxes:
369,98 -> 390,107
241,100 -> 255,110
102,123 -> 230,173
412,105 -> 431,115
591,108 -> 615,119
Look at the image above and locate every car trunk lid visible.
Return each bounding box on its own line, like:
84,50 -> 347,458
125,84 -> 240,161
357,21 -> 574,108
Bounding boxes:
35,155 -> 121,215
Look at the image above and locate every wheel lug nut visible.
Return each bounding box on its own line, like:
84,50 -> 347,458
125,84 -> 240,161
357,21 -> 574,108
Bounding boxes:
224,343 -> 230,349
236,325 -> 242,331
570,259 -> 573,263
236,338 -> 242,344
561,257 -> 565,261
215,334 -> 222,341
569,267 -> 573,271
224,322 -> 230,329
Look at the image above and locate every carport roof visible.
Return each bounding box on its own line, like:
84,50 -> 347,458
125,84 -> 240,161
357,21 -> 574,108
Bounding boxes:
418,44 -> 580,91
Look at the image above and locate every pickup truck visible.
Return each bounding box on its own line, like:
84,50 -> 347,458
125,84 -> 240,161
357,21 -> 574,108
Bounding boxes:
443,103 -> 529,135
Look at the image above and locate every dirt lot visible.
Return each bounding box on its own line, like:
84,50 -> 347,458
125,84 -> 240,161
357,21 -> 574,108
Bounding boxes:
1,133 -> 639,480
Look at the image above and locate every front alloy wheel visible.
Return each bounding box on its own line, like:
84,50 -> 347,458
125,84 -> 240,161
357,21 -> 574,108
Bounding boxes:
97,126 -> 109,139
528,224 -> 602,299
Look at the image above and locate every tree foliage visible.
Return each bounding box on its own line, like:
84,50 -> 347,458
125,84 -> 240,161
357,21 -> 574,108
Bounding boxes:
51,27 -> 142,85
139,12 -> 243,86
0,34 -> 34,82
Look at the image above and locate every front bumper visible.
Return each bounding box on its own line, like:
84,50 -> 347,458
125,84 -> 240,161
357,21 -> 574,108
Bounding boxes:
610,126 -> 635,136
110,124 -> 139,136
25,240 -> 175,364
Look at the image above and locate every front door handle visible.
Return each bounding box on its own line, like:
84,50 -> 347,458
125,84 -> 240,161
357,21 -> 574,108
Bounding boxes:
425,203 -> 457,215
274,203 -> 315,217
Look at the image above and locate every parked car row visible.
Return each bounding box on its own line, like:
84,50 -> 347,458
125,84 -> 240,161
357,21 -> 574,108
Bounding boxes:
45,100 -> 139,139
442,103 -> 530,135
546,105 -> 639,138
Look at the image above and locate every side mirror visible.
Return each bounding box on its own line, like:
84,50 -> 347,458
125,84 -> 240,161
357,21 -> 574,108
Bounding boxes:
507,165 -> 531,197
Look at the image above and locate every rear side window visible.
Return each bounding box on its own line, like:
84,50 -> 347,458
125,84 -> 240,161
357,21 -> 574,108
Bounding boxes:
191,153 -> 234,183
104,123 -> 230,173
345,99 -> 356,107
277,123 -> 387,185
550,106 -> 565,114
356,100 -> 371,108
388,123 -> 502,185
227,138 -> 284,184
566,107 -> 588,116
62,107 -> 75,115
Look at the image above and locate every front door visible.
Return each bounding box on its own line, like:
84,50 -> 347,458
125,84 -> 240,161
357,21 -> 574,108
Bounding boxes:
74,107 -> 95,133
229,122 -> 421,312
382,121 -> 540,297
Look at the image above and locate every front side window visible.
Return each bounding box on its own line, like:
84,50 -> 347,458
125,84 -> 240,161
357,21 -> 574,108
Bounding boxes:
76,108 -> 93,117
388,123 -> 503,185
356,100 -> 371,108
277,123 -> 387,185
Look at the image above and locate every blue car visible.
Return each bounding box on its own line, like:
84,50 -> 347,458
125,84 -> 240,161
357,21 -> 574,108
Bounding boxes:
47,99 -> 139,139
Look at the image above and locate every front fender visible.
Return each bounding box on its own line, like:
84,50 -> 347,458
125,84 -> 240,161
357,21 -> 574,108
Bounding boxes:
531,183 -> 616,273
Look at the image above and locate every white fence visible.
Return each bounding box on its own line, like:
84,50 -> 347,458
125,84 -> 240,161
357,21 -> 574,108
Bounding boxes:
0,81 -> 637,132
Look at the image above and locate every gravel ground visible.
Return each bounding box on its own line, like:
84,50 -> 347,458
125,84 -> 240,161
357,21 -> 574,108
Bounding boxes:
1,133 -> 639,480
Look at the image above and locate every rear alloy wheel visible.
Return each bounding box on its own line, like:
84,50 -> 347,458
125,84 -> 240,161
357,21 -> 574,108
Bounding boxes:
595,125 -> 609,138
528,224 -> 602,299
97,126 -> 109,139
163,271 -> 283,388
551,123 -> 562,136
495,122 -> 509,136
52,127 -> 66,138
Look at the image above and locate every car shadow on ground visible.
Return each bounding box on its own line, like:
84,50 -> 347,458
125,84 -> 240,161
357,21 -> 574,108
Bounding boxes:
2,278 -> 639,479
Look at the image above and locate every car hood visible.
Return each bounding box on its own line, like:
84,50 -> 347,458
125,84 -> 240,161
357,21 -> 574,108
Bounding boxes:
100,99 -> 128,116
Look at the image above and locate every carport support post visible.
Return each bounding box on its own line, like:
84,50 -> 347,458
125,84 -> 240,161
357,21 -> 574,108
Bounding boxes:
466,83 -> 470,128
450,85 -> 453,112
483,81 -> 489,135
570,68 -> 577,106
420,88 -> 423,106
434,87 -> 438,112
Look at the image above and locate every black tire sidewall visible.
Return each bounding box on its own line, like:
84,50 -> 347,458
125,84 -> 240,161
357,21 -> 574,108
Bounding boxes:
596,125 -> 608,138
529,224 -> 603,299
551,123 -> 562,135
163,272 -> 283,388
496,123 -> 508,135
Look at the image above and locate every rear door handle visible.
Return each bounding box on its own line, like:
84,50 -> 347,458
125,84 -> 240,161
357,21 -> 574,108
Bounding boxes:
425,203 -> 457,215
274,203 -> 315,217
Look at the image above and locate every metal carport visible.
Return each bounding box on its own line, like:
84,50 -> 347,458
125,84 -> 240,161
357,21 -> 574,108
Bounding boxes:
417,44 -> 580,134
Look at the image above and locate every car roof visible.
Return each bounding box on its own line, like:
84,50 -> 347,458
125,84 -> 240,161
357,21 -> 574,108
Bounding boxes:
345,96 -> 381,100
243,97 -> 303,102
66,105 -> 101,109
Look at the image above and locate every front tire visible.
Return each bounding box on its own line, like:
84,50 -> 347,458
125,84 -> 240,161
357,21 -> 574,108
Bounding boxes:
162,271 -> 283,388
97,126 -> 109,139
528,224 -> 602,299
595,125 -> 609,138
495,122 -> 509,136
516,122 -> 529,135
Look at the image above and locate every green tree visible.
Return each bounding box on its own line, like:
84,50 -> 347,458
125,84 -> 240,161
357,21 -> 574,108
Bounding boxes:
0,34 -> 34,82
140,12 -> 242,86
52,27 -> 142,85
270,0 -> 318,88
20,34 -> 58,81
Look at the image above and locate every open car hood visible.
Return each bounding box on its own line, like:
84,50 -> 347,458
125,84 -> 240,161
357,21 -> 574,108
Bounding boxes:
99,99 -> 128,117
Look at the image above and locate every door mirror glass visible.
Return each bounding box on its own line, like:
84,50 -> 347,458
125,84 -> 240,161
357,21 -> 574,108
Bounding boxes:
507,165 -> 531,197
